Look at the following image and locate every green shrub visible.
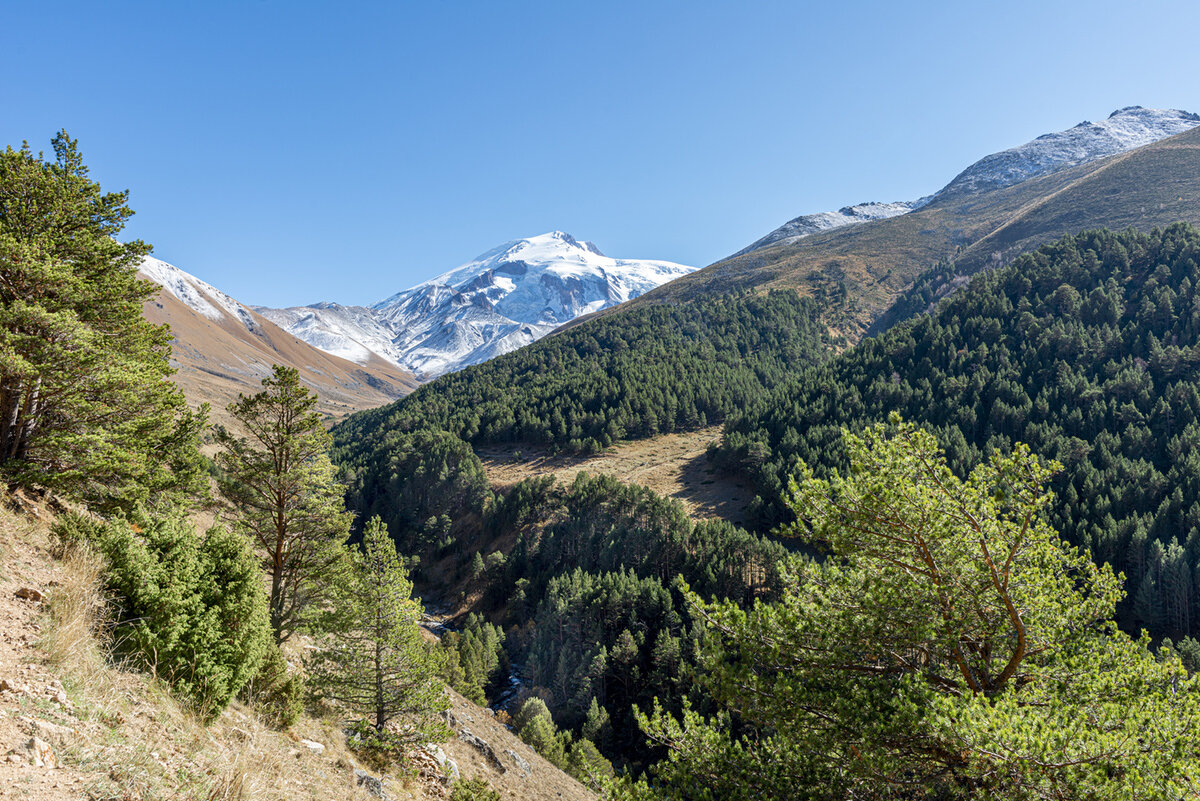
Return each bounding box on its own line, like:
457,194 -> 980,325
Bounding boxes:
565,737 -> 614,790
99,513 -> 270,718
512,696 -> 553,734
49,511 -> 106,555
514,697 -> 567,768
240,644 -> 305,729
448,777 -> 500,801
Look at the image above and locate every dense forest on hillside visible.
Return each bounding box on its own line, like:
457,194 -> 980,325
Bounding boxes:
716,224 -> 1200,637
369,453 -> 794,769
488,473 -> 789,766
332,291 -> 831,457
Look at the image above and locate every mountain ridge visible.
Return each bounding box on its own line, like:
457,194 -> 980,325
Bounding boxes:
257,231 -> 696,379
612,119 -> 1200,343
137,256 -> 419,424
733,106 -> 1199,259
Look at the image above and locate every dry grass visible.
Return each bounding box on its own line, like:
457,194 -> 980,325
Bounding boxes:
0,507 -> 397,801
40,543 -> 106,692
477,426 -> 754,525
3,500 -> 591,801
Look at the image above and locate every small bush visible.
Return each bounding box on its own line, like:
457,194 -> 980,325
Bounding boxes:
514,697 -> 566,768
343,719 -> 411,769
448,777 -> 500,801
50,511 -> 106,556
99,513 -> 270,718
566,737 -> 614,790
512,696 -> 553,734
240,645 -> 305,728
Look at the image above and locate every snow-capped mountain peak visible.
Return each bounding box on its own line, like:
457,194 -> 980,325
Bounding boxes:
737,105 -> 1200,257
258,232 -> 696,379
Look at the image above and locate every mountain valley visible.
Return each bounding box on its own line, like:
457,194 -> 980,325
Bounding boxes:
12,103 -> 1200,800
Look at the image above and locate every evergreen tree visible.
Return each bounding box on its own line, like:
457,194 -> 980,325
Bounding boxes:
309,516 -> 449,741
631,423 -> 1200,800
96,512 -> 270,719
0,131 -> 207,510
215,365 -> 352,643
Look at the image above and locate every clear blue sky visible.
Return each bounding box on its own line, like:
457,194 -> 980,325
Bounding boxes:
4,0 -> 1199,307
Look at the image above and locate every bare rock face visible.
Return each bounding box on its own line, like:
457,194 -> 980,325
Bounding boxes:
459,729 -> 506,773
424,743 -> 460,782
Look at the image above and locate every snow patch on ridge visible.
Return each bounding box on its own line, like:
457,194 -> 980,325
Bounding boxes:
732,200 -> 930,257
138,256 -> 257,331
936,106 -> 1200,198
736,106 -> 1200,258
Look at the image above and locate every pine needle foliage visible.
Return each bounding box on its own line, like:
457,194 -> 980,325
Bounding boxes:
0,131 -> 207,510
215,365 -> 353,644
631,423 -> 1200,800
95,512 -> 270,720
309,516 -> 450,742
718,225 -> 1200,639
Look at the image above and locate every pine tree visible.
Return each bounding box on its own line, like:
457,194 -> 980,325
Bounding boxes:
631,423 -> 1200,800
309,516 -> 449,741
215,365 -> 352,643
0,131 -> 207,510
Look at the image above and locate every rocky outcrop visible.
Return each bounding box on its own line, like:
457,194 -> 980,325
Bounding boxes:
355,768 -> 387,799
458,729 -> 506,773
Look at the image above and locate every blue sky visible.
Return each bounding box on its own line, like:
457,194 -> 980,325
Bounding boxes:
4,0 -> 1200,306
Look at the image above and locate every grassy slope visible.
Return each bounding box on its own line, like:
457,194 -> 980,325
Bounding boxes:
0,499 -> 594,801
615,126 -> 1200,340
476,426 -> 754,526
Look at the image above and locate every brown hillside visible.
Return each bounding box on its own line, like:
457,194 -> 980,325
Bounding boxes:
0,498 -> 595,801
142,281 -> 419,426
477,427 -> 753,525
612,125 -> 1200,342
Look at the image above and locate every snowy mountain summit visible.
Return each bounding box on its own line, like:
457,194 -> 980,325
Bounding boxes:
936,106 -> 1200,198
257,232 -> 696,379
738,106 -> 1200,257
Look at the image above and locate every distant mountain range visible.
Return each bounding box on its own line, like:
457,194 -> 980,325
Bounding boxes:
138,257 -> 418,424
140,105 -> 1200,413
255,231 -> 696,378
732,106 -> 1200,258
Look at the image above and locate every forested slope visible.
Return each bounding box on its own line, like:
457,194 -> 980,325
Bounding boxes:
332,290 -> 831,459
716,224 -> 1200,637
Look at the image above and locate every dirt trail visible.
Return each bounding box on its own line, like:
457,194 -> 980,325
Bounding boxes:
0,502 -> 91,799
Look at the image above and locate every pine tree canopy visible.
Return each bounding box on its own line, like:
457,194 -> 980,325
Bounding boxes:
215,364 -> 353,644
631,423 -> 1200,800
0,131 -> 206,510
309,516 -> 449,741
